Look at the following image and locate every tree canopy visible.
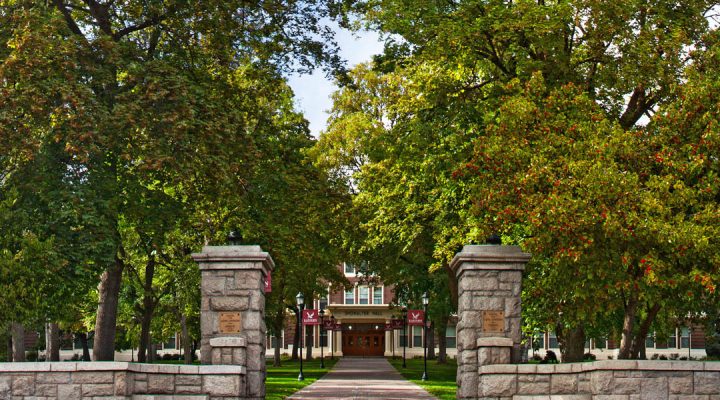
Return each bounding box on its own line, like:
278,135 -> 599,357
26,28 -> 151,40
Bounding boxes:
314,0 -> 720,360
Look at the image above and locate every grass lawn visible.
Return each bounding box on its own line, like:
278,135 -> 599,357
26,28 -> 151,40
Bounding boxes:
387,357 -> 457,400
266,358 -> 337,400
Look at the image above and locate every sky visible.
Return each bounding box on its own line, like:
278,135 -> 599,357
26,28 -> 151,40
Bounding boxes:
286,25 -> 384,138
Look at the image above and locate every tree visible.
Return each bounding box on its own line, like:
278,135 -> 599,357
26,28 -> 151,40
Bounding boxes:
325,0 -> 720,360
1,0 -> 349,360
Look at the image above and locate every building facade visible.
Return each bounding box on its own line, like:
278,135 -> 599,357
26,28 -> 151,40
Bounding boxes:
270,262 -> 458,358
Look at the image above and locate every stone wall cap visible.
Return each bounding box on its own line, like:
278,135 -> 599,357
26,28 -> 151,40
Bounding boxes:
477,337 -> 514,348
450,245 -> 530,275
209,337 -> 247,347
0,362 -> 51,372
192,245 -> 274,272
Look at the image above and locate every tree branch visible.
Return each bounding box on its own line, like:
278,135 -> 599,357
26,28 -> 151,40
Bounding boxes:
113,15 -> 165,41
52,0 -> 85,37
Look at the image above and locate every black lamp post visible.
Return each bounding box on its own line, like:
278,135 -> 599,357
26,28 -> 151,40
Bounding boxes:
319,309 -> 325,368
330,315 -> 336,360
401,306 -> 407,368
296,292 -> 305,381
421,292 -> 429,381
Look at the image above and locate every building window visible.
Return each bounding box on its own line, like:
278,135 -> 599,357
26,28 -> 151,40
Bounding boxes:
645,334 -> 655,349
163,334 -> 177,350
359,286 -> 369,304
446,326 -> 457,348
680,327 -> 690,348
413,326 -> 423,347
268,334 -> 280,349
345,289 -> 354,304
344,263 -> 355,274
320,328 -> 327,347
399,331 -> 408,347
668,330 -> 678,348
548,332 -> 559,349
372,287 -> 383,304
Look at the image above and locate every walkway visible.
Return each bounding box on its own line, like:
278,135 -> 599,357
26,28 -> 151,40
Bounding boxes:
287,358 -> 438,400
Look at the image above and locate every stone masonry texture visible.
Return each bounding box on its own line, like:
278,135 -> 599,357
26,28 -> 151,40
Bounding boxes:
451,244 -> 530,399
477,360 -> 720,399
0,362 -> 248,400
192,245 -> 274,399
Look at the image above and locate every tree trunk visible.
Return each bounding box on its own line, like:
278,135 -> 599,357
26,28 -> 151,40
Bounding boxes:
272,308 -> 285,367
77,332 -> 91,361
11,322 -> 25,362
436,318 -> 448,364
427,321 -> 436,360
45,323 -> 60,361
629,303 -> 661,359
180,313 -> 192,364
93,255 -> 125,361
444,264 -> 458,311
6,334 -> 13,362
618,290 -> 639,359
558,324 -> 585,363
291,308 -> 299,360
138,259 -> 157,363
305,325 -> 313,360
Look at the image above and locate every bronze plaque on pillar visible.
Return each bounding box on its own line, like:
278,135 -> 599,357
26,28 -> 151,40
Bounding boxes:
482,310 -> 504,333
219,312 -> 242,333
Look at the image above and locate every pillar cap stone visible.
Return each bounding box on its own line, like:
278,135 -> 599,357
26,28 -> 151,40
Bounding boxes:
450,245 -> 530,277
192,245 -> 274,274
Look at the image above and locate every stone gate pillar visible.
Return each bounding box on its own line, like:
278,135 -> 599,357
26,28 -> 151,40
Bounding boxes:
192,245 -> 274,400
450,244 -> 530,399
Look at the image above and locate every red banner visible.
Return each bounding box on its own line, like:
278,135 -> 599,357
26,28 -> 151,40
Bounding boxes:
264,271 -> 271,293
385,323 -> 392,331
407,310 -> 425,326
302,309 -> 319,325
334,322 -> 342,331
391,319 -> 404,329
323,319 -> 335,330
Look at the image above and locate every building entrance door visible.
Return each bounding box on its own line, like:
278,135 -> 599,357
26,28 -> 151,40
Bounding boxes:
342,327 -> 385,356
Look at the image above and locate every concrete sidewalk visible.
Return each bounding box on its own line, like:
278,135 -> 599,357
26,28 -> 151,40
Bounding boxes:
287,357 -> 438,400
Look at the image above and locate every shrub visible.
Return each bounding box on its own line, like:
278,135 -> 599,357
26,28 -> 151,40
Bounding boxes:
531,354 -> 543,361
26,351 -> 38,361
659,354 -> 668,360
540,350 -> 558,364
583,353 -> 596,361
669,353 -> 679,360
679,356 -> 688,360
70,353 -> 81,361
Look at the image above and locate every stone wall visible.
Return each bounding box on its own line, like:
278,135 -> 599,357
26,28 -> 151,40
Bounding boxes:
0,362 -> 246,399
479,360 -> 720,399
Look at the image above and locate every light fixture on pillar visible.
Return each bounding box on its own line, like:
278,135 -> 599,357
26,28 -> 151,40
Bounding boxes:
319,309 -> 325,369
422,292 -> 429,381
227,231 -> 242,245
296,292 -> 305,381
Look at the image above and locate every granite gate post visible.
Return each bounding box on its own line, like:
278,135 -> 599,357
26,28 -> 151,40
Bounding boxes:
192,245 -> 274,400
450,244 -> 530,399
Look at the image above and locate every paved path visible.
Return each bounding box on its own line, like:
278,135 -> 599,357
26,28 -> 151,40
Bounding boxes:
287,358 -> 438,400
